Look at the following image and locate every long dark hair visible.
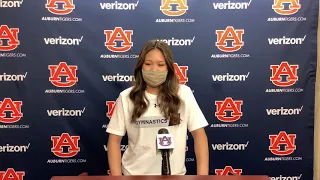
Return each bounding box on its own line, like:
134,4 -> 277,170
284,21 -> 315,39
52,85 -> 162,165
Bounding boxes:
129,40 -> 181,125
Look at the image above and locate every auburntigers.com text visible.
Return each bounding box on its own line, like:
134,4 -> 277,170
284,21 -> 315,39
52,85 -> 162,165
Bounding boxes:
0,125 -> 29,129
0,53 -> 26,57
211,124 -> 248,128
42,17 -> 82,22
264,157 -> 302,161
47,159 -> 86,163
100,54 -> 139,59
45,89 -> 85,94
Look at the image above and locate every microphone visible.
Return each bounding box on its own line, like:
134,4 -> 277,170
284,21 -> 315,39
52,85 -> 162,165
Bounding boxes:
157,128 -> 174,175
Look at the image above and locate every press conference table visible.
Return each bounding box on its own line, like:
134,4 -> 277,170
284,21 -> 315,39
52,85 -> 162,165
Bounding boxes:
51,175 -> 271,180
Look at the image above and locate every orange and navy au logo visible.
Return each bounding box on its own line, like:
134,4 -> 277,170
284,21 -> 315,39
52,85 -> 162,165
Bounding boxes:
160,0 -> 188,17
269,131 -> 296,156
106,101 -> 116,119
104,27 -> 133,53
48,62 -> 78,88
272,0 -> 301,15
0,168 -> 25,180
51,133 -> 80,158
215,97 -> 243,122
0,25 -> 20,51
46,0 -> 75,15
174,63 -> 188,85
216,26 -> 244,52
270,61 -> 299,87
215,166 -> 242,175
159,136 -> 172,146
0,98 -> 23,123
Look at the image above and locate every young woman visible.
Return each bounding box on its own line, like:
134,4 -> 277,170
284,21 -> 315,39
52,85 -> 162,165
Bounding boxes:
106,40 -> 209,176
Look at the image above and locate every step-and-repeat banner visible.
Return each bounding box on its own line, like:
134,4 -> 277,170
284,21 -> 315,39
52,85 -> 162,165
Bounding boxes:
0,0 -> 318,179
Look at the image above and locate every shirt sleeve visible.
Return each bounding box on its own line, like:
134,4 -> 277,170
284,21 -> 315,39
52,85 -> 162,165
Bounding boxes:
185,87 -> 209,132
106,94 -> 126,136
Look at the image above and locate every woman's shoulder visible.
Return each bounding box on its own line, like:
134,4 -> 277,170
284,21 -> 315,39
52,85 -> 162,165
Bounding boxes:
177,84 -> 194,102
178,84 -> 192,95
118,86 -> 134,98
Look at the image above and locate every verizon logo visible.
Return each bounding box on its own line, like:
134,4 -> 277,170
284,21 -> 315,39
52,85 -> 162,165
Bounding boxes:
212,72 -> 250,81
157,37 -> 195,46
104,145 -> 128,151
270,174 -> 302,180
0,0 -> 22,8
213,0 -> 252,10
102,74 -> 134,82
268,35 -> 306,45
100,1 -> 139,10
44,36 -> 83,45
0,143 -> 30,152
266,106 -> 303,116
47,108 -> 86,117
211,142 -> 249,151
0,72 -> 27,81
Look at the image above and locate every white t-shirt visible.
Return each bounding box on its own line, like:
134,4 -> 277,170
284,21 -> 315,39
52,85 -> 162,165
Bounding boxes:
106,84 -> 208,175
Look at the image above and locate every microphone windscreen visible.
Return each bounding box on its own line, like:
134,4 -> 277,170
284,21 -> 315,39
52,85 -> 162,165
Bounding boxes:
158,128 -> 169,134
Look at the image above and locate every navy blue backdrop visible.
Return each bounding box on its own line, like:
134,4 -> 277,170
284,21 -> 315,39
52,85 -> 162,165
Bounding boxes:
0,0 -> 318,179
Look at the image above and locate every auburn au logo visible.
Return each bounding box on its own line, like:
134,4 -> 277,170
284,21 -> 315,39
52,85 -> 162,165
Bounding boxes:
174,63 -> 188,85
104,27 -> 133,53
49,62 -> 78,88
215,166 -> 242,175
0,98 -> 23,123
270,61 -> 299,87
160,0 -> 188,16
216,26 -> 244,52
51,133 -> 80,158
215,97 -> 243,122
0,25 -> 20,51
0,168 -> 25,180
158,136 -> 172,146
269,131 -> 296,156
272,0 -> 301,15
46,0 -> 75,15
106,101 -> 116,119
